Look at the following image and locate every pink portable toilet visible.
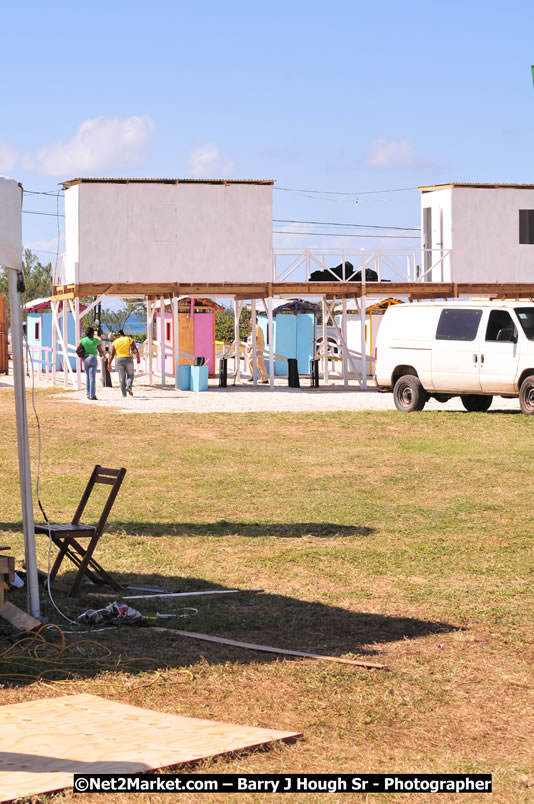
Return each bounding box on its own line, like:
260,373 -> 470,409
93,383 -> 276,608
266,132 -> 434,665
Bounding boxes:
155,298 -> 223,376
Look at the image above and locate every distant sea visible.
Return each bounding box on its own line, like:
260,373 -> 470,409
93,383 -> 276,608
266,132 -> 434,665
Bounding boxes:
102,316 -> 147,338
124,316 -> 147,336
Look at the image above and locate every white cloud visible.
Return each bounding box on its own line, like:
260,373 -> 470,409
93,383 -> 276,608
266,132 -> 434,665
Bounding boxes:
0,141 -> 17,172
24,115 -> 156,176
366,138 -> 417,168
187,144 -> 235,177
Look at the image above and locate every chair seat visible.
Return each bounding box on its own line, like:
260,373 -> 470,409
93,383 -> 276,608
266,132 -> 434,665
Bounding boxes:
35,523 -> 96,535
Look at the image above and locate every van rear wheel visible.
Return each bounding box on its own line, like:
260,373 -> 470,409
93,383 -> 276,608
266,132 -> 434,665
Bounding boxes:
519,376 -> 534,414
461,395 -> 493,412
393,375 -> 428,412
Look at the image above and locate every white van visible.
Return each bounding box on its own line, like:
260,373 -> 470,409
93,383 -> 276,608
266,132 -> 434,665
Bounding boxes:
374,301 -> 534,413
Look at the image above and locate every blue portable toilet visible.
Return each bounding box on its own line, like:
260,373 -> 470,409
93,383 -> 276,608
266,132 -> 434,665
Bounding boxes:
258,299 -> 319,376
25,297 -> 81,371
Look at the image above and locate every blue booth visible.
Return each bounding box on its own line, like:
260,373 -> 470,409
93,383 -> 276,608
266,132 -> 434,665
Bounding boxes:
258,299 -> 319,376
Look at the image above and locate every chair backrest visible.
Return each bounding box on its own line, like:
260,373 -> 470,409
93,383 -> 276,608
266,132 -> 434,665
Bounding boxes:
71,465 -> 127,535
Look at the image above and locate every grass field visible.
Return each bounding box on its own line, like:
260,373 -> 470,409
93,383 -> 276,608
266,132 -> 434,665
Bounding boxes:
1,386 -> 533,802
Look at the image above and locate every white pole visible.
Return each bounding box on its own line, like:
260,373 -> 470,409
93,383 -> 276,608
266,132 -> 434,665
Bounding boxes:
159,296 -> 166,387
75,297 -> 81,391
322,297 -> 329,384
360,294 -> 368,389
172,296 -> 179,388
7,266 -> 40,619
267,296 -> 274,389
147,299 -> 153,385
251,299 -> 257,385
51,300 -> 57,385
342,297 -> 348,387
62,301 -> 68,388
233,299 -> 241,382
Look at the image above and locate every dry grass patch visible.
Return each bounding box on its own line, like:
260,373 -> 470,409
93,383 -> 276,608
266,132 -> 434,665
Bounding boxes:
1,388 -> 534,801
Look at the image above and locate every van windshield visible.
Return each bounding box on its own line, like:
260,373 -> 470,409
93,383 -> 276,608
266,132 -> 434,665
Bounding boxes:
514,308 -> 534,340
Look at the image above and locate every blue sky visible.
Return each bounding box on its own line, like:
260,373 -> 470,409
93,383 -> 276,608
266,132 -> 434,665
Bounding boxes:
2,0 -> 533,265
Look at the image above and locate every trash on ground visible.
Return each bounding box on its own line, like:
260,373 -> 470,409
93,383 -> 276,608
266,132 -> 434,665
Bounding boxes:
77,601 -> 142,626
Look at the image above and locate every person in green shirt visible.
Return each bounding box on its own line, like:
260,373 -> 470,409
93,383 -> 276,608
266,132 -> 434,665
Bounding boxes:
77,326 -> 105,400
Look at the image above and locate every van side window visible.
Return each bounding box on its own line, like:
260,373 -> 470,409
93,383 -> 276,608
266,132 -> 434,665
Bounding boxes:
435,309 -> 482,341
485,310 -> 517,342
515,308 -> 534,340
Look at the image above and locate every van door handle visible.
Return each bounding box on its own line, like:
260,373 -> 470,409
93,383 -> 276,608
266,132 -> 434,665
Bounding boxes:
480,354 -> 484,365
473,354 -> 478,363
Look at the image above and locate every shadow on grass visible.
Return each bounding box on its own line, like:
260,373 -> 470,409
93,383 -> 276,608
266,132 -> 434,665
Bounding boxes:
1,569 -> 459,687
0,521 -> 375,539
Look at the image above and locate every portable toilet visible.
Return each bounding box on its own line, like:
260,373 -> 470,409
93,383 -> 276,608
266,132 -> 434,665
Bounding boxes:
25,297 -> 81,371
155,298 -> 223,376
258,299 -> 319,376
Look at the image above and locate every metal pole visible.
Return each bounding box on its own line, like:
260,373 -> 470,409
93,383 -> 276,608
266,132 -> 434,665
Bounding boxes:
7,267 -> 41,619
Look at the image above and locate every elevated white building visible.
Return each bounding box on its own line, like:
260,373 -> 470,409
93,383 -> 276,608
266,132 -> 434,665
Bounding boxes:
419,182 -> 534,283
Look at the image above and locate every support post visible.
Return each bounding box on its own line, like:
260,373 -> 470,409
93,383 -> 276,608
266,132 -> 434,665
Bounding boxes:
342,297 -> 349,387
251,299 -> 257,385
7,266 -> 40,619
62,300 -> 68,388
172,296 -> 179,388
322,297 -> 329,384
360,293 -> 367,389
51,300 -> 57,386
74,297 -> 81,390
267,296 -> 274,389
233,299 -> 241,382
147,299 -> 153,385
159,296 -> 166,387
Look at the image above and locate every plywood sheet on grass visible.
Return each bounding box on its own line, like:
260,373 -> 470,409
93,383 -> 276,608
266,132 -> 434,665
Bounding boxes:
0,693 -> 301,801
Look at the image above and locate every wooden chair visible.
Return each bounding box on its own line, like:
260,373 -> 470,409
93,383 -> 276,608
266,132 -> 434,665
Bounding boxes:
35,465 -> 126,597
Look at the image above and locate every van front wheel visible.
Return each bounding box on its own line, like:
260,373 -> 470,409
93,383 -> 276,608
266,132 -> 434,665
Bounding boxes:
519,376 -> 534,414
393,375 -> 428,412
461,395 -> 493,412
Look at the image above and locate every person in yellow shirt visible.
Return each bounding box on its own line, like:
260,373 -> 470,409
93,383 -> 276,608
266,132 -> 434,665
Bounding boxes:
246,322 -> 268,383
108,329 -> 141,397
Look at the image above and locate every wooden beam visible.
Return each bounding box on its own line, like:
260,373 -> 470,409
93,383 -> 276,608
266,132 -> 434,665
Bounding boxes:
52,281 -> 534,301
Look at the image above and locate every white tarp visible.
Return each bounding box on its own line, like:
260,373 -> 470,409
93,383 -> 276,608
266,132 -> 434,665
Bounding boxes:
0,177 -> 22,268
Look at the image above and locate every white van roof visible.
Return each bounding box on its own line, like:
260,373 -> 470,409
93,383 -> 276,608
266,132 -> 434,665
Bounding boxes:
394,300 -> 534,310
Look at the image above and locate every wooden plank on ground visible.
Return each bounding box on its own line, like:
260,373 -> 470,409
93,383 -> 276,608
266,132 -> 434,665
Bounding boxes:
0,601 -> 42,631
0,694 -> 301,801
153,628 -> 386,669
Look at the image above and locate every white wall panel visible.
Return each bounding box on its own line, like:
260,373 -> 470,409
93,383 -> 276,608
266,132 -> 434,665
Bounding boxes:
421,186 -> 534,283
64,181 -> 273,285
0,177 -> 22,269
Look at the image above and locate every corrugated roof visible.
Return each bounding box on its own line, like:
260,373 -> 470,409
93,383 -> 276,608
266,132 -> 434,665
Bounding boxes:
61,177 -> 275,189
419,182 -> 534,191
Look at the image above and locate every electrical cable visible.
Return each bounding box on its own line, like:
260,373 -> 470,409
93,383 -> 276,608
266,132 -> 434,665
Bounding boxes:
22,210 -> 65,217
273,218 -> 420,231
275,185 -> 418,196
0,625 -> 161,683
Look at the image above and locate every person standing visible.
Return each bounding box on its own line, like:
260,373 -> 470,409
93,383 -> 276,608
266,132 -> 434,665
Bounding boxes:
77,326 -> 105,400
108,329 -> 141,397
246,321 -> 268,383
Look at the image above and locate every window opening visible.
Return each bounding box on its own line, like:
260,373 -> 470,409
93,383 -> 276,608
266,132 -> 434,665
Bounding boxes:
435,309 -> 482,341
485,310 -> 517,342
519,210 -> 534,244
515,307 -> 534,340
